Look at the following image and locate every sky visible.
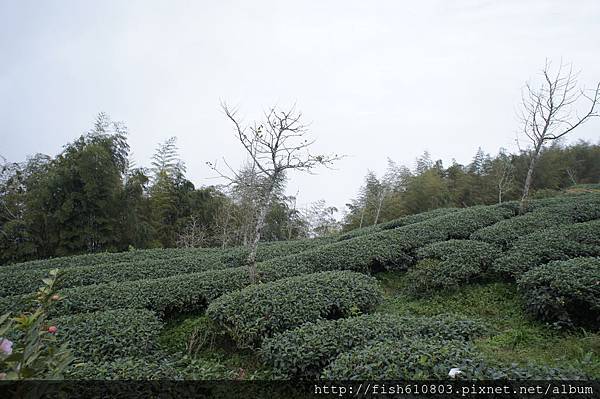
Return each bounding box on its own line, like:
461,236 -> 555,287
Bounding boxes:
1,0 -> 599,214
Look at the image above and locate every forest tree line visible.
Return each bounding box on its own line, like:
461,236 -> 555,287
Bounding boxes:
1,113 -> 599,265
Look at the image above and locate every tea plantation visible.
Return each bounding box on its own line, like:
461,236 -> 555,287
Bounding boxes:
1,192 -> 599,380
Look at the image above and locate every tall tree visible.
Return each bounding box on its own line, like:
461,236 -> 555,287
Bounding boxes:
213,103 -> 341,282
518,60 -> 599,210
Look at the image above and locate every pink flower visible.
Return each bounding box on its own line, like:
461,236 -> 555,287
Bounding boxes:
51,294 -> 60,301
0,338 -> 12,355
48,326 -> 57,334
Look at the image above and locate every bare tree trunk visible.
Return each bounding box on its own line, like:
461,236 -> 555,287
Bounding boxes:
358,206 -> 365,229
498,183 -> 502,204
246,189 -> 273,283
373,190 -> 385,225
520,144 -> 542,212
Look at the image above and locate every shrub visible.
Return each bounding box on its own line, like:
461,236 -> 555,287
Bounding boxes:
0,256 -> 321,317
337,207 -> 460,241
260,204 -> 512,277
492,220 -> 600,278
0,255 -> 229,298
471,193 -> 600,249
3,235 -> 334,273
321,339 -> 587,380
207,271 -> 383,348
159,315 -> 227,355
518,257 -> 600,328
260,313 -> 488,378
404,240 -> 502,295
65,355 -> 183,380
321,339 -> 478,380
54,309 -> 162,361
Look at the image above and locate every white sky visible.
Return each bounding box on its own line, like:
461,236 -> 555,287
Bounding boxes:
1,0 -> 599,213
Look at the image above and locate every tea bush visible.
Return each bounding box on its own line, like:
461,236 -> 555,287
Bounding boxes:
207,271 -> 383,348
471,193 -> 600,249
518,257 -> 600,328
4,235 -> 335,273
0,256 -> 326,317
492,220 -> 600,278
404,240 -> 502,295
0,255 -> 229,298
54,309 -> 163,361
260,313 -> 487,378
260,205 -> 513,276
321,339 -> 478,379
66,355 -> 182,380
321,339 -> 587,380
337,207 -> 460,241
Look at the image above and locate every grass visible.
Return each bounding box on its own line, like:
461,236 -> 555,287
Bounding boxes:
376,271 -> 600,378
157,270 -> 599,379
159,313 -> 273,379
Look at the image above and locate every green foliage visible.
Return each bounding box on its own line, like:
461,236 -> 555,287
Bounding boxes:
492,220 -> 600,278
321,339 -> 477,380
262,204 -> 512,276
66,355 -> 182,380
321,338 -> 587,380
1,237 -> 335,298
471,193 -> 600,249
377,273 -> 600,378
207,271 -> 383,348
54,309 -> 162,362
260,313 -> 487,378
404,240 -> 501,295
403,168 -> 451,214
0,269 -> 73,380
518,257 -> 600,328
337,207 -> 459,241
159,314 -> 226,355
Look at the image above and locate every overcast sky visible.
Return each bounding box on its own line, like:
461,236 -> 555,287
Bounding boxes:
1,0 -> 599,213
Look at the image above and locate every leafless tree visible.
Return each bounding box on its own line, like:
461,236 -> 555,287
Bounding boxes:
302,199 -> 340,238
209,102 -> 342,282
176,215 -> 209,248
213,200 -> 237,249
518,60 -> 599,210
491,149 -> 514,204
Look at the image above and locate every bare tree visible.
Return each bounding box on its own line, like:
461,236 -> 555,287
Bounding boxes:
491,149 -> 514,204
518,60 -> 599,210
303,200 -> 340,238
209,103 -> 342,282
213,200 -> 236,249
176,215 -> 209,248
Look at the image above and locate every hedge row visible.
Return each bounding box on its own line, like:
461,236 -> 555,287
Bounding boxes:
404,240 -> 502,295
492,220 -> 600,278
260,313 -> 488,378
54,309 -> 162,361
260,204 -> 513,276
0,255 -> 323,317
518,257 -> 600,328
207,271 -> 383,348
0,204 -> 513,316
1,236 -> 338,298
321,338 -> 586,380
471,193 -> 600,249
4,247 -> 211,272
321,338 -> 477,380
336,207 -> 460,241
66,355 -> 182,380
0,255 -> 229,298
4,235 -> 335,273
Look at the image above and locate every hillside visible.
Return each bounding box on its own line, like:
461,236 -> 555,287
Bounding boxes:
1,191 -> 599,380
